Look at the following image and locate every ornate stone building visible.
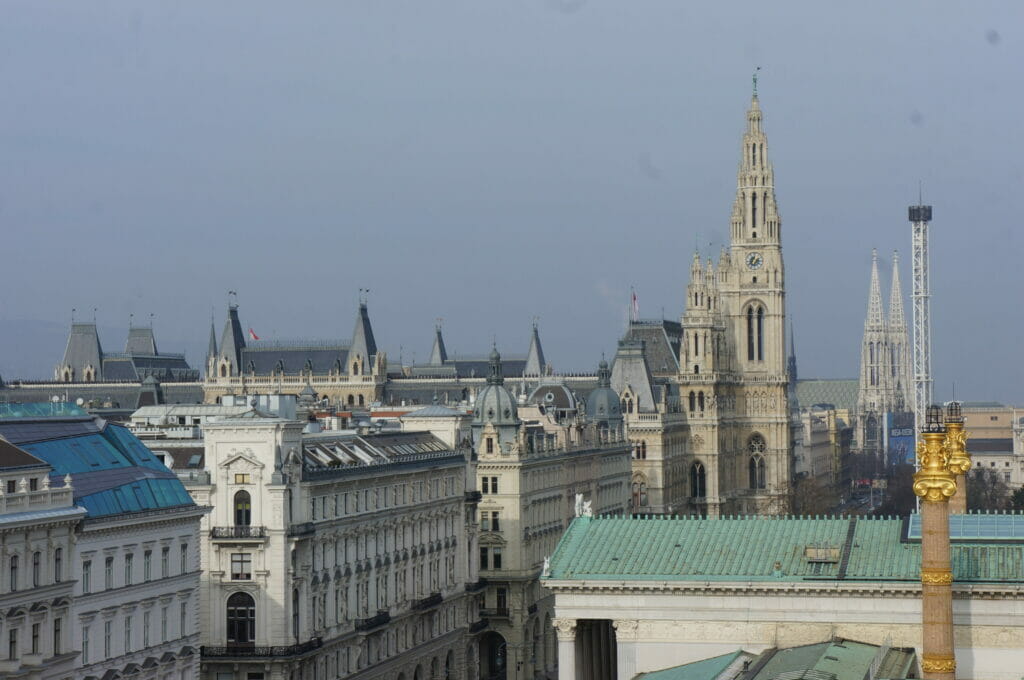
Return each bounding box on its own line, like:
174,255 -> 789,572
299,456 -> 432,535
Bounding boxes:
192,410 -> 483,680
615,91 -> 794,517
471,350 -> 632,680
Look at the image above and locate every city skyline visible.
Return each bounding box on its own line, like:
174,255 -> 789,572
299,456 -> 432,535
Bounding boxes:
1,2 -> 1021,403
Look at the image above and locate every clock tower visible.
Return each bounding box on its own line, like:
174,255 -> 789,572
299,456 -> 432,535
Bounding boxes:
677,84 -> 792,516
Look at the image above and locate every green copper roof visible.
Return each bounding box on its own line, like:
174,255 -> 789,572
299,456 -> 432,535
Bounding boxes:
545,515 -> 1024,584
634,651 -> 748,680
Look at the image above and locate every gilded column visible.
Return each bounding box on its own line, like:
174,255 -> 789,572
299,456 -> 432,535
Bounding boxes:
944,402 -> 971,515
912,405 -> 957,679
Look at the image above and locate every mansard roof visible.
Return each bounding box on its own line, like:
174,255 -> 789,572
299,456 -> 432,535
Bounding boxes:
125,326 -> 158,355
1,408 -> 195,518
546,514 -> 1024,584
240,342 -> 349,375
794,379 -> 859,412
625,320 -> 681,375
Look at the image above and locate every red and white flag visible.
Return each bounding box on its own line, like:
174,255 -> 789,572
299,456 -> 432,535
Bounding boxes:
631,289 -> 639,322
248,328 -> 260,341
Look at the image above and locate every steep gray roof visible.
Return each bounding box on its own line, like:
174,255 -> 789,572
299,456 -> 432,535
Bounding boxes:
207,320 -> 218,363
795,379 -> 859,412
125,327 -> 158,355
625,320 -> 681,376
219,305 -> 246,373
348,302 -> 378,366
240,344 -> 349,375
524,323 -> 547,376
610,339 -> 657,413
429,326 -> 448,365
60,323 -> 103,378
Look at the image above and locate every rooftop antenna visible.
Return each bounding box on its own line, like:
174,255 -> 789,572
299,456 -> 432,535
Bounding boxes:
228,290 -> 237,307
909,191 -> 933,467
753,66 -> 761,97
92,307 -> 97,323
149,313 -> 154,329
129,313 -> 134,329
71,308 -> 76,323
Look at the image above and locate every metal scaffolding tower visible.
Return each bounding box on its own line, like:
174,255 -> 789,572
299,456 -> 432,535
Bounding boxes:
909,202 -> 933,454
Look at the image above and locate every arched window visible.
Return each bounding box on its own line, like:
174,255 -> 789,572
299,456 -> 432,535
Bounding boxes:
698,391 -> 705,412
347,394 -> 355,406
352,361 -> 360,375
631,481 -> 649,510
690,462 -> 706,498
627,400 -> 633,414
747,307 -> 755,360
358,394 -> 365,407
688,391 -> 696,413
748,435 -> 767,490
751,192 -> 758,231
756,307 -> 764,360
234,491 -> 252,527
226,592 -> 256,646
693,333 -> 699,357
640,441 -> 647,459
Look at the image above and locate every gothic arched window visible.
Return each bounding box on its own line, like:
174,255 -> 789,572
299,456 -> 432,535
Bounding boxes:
690,461 -> 706,498
358,394 -> 365,407
748,435 -> 767,490
698,391 -> 705,412
751,192 -> 758,231
756,306 -> 764,361
226,592 -> 256,646
640,441 -> 647,459
746,306 -> 755,361
234,491 -> 252,527
688,391 -> 696,413
347,394 -> 355,407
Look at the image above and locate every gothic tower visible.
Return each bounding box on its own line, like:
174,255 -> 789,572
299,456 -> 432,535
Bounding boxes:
679,86 -> 792,516
887,251 -> 913,410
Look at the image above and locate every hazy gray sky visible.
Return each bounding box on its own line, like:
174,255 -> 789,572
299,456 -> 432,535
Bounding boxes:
1,2 -> 1021,403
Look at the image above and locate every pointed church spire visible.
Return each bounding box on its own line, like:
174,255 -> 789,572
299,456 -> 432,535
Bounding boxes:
219,300 -> 245,375
730,84 -> 779,245
524,319 -> 546,376
207,316 -> 218,363
429,321 -> 448,365
888,250 -> 906,329
866,248 -> 885,329
787,320 -> 797,383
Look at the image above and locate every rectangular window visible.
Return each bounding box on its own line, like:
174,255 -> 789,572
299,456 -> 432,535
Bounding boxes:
143,611 -> 150,647
161,607 -> 168,643
480,511 -> 490,531
234,473 -> 251,484
8,629 -> 17,661
31,623 -> 39,654
5,480 -> 14,494
144,550 -> 152,581
105,556 -> 113,589
491,511 -> 500,531
481,477 -> 489,494
479,547 -> 488,570
180,544 -> 188,574
161,547 -> 169,577
496,587 -> 507,611
82,560 -> 92,593
104,621 -> 111,659
124,553 -> 133,585
52,618 -> 61,656
180,602 -> 188,636
82,626 -> 90,664
29,477 -> 38,491
491,476 -> 498,493
492,547 -> 502,570
231,553 -> 252,580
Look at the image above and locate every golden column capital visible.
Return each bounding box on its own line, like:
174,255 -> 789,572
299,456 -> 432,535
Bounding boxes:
921,653 -> 956,673
913,431 -> 957,502
944,421 -> 971,476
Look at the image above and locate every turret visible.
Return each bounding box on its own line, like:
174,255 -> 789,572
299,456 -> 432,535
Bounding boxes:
217,303 -> 246,377
524,320 -> 547,376
348,301 -> 378,376
429,322 -> 448,365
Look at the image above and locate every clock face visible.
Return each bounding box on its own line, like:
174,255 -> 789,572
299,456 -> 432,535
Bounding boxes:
746,252 -> 764,270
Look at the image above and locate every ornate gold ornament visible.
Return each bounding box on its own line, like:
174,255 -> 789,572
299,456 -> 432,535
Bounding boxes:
913,432 -> 957,502
920,568 -> 953,585
944,422 -> 972,476
921,654 -> 956,672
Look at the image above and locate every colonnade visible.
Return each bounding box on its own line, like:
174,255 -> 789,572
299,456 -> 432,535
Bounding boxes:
553,618 -> 619,680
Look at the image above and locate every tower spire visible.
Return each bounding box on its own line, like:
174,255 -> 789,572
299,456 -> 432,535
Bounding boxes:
888,250 -> 906,328
866,249 -> 884,329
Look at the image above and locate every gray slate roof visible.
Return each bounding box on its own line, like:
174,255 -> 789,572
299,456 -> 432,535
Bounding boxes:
794,379 -> 859,412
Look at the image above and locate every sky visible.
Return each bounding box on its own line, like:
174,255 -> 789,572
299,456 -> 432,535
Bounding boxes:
1,1 -> 1021,404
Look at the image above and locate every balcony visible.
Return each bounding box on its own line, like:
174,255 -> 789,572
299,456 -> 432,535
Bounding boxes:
465,490 -> 483,504
412,592 -> 443,611
210,526 -> 267,540
287,522 -> 315,537
355,610 -> 391,632
469,619 -> 490,634
479,607 -> 509,619
202,637 -> 322,659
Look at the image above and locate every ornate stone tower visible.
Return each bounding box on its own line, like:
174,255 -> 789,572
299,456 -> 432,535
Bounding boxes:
686,85 -> 792,515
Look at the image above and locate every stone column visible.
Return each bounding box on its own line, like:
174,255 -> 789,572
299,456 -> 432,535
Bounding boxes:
612,620 -> 638,680
913,406 -> 957,680
553,618 -> 576,680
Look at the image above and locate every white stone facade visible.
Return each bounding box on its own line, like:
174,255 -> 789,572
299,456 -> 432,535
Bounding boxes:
193,414 -> 482,680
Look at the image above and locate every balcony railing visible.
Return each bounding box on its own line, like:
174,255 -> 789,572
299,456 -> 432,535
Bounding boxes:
465,579 -> 488,593
469,619 -> 490,634
479,607 -> 509,619
287,522 -> 315,537
354,611 -> 391,632
201,637 -> 322,658
412,592 -> 443,611
210,526 -> 267,539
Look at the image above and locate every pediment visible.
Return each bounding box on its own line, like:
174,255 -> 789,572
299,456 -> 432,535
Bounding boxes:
220,448 -> 265,470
